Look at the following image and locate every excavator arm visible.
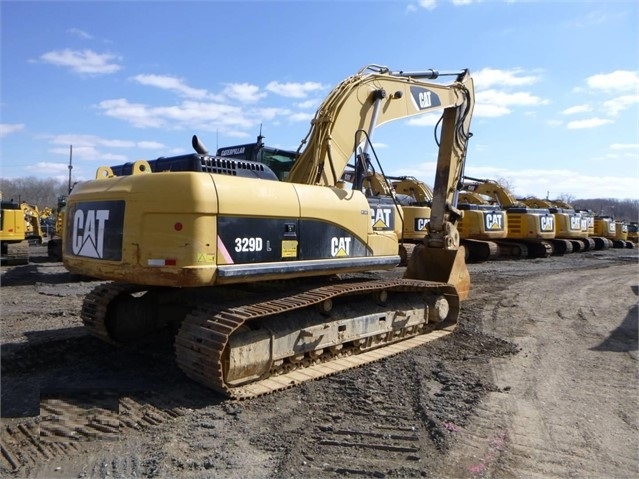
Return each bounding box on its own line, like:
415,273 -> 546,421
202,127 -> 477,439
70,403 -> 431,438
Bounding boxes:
287,65 -> 475,298
287,65 -> 474,194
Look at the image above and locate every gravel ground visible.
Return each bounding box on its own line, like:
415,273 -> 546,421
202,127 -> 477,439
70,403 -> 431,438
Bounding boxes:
1,244 -> 637,478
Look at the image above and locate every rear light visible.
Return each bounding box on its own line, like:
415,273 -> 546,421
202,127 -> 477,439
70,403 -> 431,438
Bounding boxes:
148,258 -> 177,266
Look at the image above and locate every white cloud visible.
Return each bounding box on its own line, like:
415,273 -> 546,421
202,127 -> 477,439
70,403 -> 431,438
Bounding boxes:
586,70 -> 639,93
452,0 -> 476,5
474,104 -> 512,118
28,162 -> 72,174
474,88 -> 548,118
407,112 -> 440,126
602,94 -> 639,116
97,98 -> 255,131
566,117 -> 614,129
67,28 -> 93,40
473,67 -> 540,90
137,141 -> 165,149
417,0 -> 437,10
39,49 -> 122,75
561,104 -> 592,115
0,123 -> 25,138
610,143 -> 638,150
132,74 -> 211,100
223,83 -> 267,103
467,69 -> 546,119
46,134 -> 166,154
295,99 -> 319,109
289,112 -> 315,122
266,81 -> 325,98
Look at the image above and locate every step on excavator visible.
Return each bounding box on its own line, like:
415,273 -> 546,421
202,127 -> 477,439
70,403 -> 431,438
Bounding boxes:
63,65 -> 475,399
461,178 -> 555,258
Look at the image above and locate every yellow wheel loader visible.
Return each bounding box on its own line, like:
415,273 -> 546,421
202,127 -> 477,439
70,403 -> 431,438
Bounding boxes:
63,65 -> 475,399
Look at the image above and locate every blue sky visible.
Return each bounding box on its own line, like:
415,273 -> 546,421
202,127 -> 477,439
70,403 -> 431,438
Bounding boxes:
2,0 -> 638,200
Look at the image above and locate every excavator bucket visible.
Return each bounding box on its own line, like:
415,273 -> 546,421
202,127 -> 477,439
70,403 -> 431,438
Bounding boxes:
404,245 -> 470,300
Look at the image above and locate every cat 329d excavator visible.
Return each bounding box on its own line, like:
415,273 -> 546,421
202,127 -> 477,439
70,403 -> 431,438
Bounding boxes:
63,65 -> 475,399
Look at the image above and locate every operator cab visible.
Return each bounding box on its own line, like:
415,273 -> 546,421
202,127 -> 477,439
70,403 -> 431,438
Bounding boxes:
216,134 -> 298,181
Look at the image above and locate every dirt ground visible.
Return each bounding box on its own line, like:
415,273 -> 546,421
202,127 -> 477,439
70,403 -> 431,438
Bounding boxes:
1,244 -> 637,479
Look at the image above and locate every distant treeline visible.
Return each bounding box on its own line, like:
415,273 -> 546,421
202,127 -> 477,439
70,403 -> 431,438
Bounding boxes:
1,177 -> 70,211
2,177 -> 638,222
571,198 -> 639,223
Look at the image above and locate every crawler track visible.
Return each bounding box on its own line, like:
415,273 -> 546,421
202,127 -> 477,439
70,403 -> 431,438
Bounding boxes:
79,279 -> 459,400
175,279 -> 459,399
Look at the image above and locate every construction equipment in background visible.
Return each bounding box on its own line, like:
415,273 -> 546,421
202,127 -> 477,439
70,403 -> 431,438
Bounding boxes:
456,190 -> 512,261
592,215 -> 617,249
1,198 -> 29,265
20,202 -> 44,245
63,65 -> 475,399
47,195 -> 67,261
627,222 -> 638,244
354,172 -> 435,265
613,220 -> 634,249
360,174 -> 509,263
461,178 -> 555,258
519,197 -> 591,254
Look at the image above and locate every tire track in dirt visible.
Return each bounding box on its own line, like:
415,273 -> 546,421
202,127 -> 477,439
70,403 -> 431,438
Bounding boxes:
0,393 -> 185,475
442,260 -> 638,478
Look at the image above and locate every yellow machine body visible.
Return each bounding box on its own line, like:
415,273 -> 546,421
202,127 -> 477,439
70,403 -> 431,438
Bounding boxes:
63,65 -> 475,398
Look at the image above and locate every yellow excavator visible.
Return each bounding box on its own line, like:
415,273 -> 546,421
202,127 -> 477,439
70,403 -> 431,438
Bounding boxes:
627,222 -> 638,244
1,197 -> 29,265
47,195 -> 68,261
63,65 -> 475,399
20,202 -> 44,245
455,190 -> 513,261
360,174 -> 509,263
519,197 -> 590,254
461,178 -> 555,258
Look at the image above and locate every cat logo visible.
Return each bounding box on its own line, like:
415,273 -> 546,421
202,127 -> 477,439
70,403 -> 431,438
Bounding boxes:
370,206 -> 393,230
331,237 -> 351,257
72,209 -> 110,258
410,86 -> 442,111
540,215 -> 554,232
484,213 -> 505,231
415,218 -> 429,231
580,218 -> 589,230
570,216 -> 582,231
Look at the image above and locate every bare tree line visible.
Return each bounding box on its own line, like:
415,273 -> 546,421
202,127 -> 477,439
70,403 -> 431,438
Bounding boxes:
1,176 -> 638,222
1,177 -> 70,210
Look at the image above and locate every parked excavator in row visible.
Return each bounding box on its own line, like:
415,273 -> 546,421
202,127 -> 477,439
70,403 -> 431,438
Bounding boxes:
459,178 -> 556,258
63,65 -> 475,398
1,198 -> 45,265
1,198 -> 30,265
519,197 -> 592,253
